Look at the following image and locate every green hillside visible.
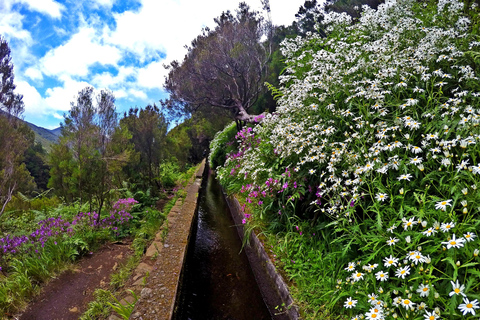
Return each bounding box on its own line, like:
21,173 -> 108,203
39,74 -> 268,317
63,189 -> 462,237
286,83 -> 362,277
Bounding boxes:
25,121 -> 60,152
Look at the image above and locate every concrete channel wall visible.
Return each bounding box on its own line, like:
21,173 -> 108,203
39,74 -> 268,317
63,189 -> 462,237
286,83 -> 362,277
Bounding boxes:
130,160 -> 205,320
129,161 -> 298,320
224,192 -> 300,320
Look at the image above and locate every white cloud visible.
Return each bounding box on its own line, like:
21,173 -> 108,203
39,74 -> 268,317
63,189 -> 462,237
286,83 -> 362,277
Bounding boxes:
92,0 -> 116,8
128,89 -> 147,100
39,27 -> 122,78
16,80 -> 47,116
0,11 -> 31,41
14,0 -> 65,18
91,66 -> 135,88
24,67 -> 43,81
44,78 -> 94,112
137,61 -> 165,89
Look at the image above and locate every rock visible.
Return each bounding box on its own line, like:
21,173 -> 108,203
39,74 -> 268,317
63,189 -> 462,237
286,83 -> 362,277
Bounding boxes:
164,244 -> 169,248
108,315 -> 123,320
112,262 -> 118,270
120,295 -> 136,306
133,274 -> 142,281
133,278 -> 144,287
136,262 -> 153,273
69,307 -> 79,313
141,287 -> 153,298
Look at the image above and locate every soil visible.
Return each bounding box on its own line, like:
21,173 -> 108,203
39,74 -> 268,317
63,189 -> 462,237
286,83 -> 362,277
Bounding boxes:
17,241 -> 132,320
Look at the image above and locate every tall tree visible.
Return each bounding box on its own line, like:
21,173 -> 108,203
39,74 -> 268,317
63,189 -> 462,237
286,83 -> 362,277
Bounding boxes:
292,0 -> 326,36
0,36 -> 33,216
163,2 -> 270,129
120,105 -> 168,194
49,88 -> 131,218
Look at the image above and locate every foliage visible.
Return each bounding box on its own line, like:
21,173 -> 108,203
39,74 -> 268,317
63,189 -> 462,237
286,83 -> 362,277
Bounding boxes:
212,0 -> 480,318
0,36 -> 36,216
107,289 -> 139,319
208,121 -> 238,169
48,87 -> 132,220
120,105 -> 168,194
162,2 -> 271,125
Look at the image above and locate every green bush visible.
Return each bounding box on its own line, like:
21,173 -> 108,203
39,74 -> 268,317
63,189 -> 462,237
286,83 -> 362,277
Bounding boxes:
213,0 -> 480,318
209,121 -> 238,169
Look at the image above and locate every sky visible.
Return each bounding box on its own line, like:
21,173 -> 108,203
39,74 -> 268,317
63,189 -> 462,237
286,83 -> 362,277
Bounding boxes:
0,0 -> 306,129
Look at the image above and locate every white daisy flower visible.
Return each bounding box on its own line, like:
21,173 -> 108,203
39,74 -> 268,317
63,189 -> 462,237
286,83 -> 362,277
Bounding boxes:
458,298 -> 479,316
344,297 -> 358,309
375,270 -> 389,282
442,234 -> 466,249
417,284 -> 431,297
440,221 -> 455,232
435,199 -> 452,211
395,266 -> 410,279
449,280 -> 466,297
376,193 -> 388,202
383,255 -> 399,268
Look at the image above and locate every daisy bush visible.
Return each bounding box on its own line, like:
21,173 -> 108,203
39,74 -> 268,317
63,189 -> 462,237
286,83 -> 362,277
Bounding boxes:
212,0 -> 480,318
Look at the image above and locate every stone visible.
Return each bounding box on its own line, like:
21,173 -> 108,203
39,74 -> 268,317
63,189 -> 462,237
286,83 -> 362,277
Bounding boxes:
141,287 -> 152,298
108,315 -> 122,320
133,278 -> 145,287
120,295 -> 136,306
136,262 -> 153,274
145,241 -> 162,258
69,307 -> 79,313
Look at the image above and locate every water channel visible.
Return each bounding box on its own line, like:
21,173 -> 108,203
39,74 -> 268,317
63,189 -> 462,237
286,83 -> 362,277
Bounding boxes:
173,169 -> 271,320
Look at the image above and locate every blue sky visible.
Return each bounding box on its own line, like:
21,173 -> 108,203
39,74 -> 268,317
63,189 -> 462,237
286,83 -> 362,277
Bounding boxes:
0,0 -> 305,129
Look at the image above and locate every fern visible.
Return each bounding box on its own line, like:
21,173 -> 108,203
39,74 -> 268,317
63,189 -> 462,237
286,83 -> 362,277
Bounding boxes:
264,81 -> 283,100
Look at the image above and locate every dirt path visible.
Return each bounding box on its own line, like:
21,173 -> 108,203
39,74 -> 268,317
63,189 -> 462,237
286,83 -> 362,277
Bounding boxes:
18,241 -> 132,320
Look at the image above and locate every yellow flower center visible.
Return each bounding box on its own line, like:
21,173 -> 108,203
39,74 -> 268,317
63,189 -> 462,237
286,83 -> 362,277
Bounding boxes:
388,260 -> 393,264
455,288 -> 460,293
467,303 -> 473,308
348,301 -> 352,305
416,255 -> 421,259
401,270 -> 406,274
404,300 -> 410,305
429,317 -> 435,320
450,241 -> 457,245
356,273 -> 361,277
372,315 -> 377,319
423,288 -> 428,292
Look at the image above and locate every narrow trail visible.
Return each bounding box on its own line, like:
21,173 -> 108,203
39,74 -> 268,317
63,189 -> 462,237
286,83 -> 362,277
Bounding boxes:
18,242 -> 132,320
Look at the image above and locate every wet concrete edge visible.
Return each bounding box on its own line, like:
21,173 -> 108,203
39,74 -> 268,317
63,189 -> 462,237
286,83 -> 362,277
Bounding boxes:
130,159 -> 206,320
223,191 -> 300,320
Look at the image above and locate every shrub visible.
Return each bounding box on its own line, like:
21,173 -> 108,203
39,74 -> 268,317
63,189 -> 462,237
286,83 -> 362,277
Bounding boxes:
209,121 -> 238,169
213,0 -> 480,318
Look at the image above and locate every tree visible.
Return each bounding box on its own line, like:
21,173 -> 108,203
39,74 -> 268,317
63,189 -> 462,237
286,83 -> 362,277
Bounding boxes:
49,88 -> 131,219
120,105 -> 168,194
163,3 -> 270,129
292,0 -> 326,37
0,36 -> 34,216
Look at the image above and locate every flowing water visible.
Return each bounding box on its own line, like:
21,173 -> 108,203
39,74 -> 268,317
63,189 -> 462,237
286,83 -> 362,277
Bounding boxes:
173,169 -> 271,320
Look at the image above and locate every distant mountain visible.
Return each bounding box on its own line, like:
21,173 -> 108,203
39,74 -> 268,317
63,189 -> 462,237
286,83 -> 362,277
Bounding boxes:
0,110 -> 60,151
25,121 -> 60,152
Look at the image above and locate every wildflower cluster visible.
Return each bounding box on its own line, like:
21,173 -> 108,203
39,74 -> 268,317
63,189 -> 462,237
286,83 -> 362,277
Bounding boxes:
211,0 -> 480,317
0,198 -> 137,259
